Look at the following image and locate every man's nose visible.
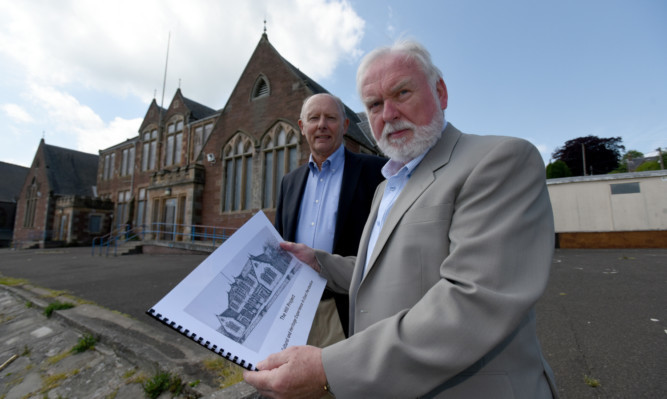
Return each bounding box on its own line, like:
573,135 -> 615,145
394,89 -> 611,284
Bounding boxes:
382,100 -> 399,122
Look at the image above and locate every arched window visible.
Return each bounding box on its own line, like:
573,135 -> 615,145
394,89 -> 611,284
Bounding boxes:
141,128 -> 158,171
24,177 -> 39,227
262,124 -> 298,208
252,75 -> 270,99
165,119 -> 184,167
223,134 -> 254,212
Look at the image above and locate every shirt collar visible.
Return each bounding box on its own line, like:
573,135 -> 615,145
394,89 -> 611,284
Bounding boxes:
308,144 -> 345,173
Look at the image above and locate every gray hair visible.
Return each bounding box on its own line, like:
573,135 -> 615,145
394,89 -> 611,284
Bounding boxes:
356,39 -> 443,99
300,93 -> 347,120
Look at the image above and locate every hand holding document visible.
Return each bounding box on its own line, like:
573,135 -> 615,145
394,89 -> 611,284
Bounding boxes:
147,211 -> 326,370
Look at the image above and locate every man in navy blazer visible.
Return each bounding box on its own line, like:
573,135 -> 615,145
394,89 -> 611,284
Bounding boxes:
274,93 -> 385,347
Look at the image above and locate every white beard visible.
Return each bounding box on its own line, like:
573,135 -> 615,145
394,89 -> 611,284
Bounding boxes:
376,113 -> 444,163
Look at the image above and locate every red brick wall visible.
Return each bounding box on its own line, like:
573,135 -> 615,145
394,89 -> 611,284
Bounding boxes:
557,231 -> 667,248
199,37 -> 313,228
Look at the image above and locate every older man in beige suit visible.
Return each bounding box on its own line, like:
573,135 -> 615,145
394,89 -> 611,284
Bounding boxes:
244,39 -> 558,399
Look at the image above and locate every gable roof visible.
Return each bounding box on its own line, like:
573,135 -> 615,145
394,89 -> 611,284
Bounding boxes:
270,37 -> 378,151
0,161 -> 29,202
41,141 -> 99,197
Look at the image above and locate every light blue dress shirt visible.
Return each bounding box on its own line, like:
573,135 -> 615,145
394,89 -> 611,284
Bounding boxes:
363,121 -> 447,276
295,144 -> 345,253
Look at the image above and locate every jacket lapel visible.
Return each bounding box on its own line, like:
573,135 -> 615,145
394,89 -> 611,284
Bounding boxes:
361,124 -> 461,280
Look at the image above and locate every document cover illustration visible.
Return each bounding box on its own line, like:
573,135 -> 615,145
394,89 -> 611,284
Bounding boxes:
147,211 -> 326,370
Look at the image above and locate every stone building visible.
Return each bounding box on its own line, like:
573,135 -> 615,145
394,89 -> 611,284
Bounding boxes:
12,140 -> 113,248
96,33 -> 380,244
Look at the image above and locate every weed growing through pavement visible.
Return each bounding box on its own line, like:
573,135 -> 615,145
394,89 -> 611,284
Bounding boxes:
71,334 -> 96,353
0,274 -> 28,286
143,371 -> 184,399
202,357 -> 244,388
46,351 -> 71,365
43,301 -> 75,318
584,374 -> 601,387
40,369 -> 80,393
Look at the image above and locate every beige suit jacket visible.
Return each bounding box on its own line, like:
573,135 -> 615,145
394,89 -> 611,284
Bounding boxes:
317,124 -> 558,398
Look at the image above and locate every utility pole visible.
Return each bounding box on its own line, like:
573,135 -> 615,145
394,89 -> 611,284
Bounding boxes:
658,147 -> 664,170
581,143 -> 587,176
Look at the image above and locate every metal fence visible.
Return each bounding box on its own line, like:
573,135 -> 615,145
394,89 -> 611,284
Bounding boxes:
92,223 -> 237,256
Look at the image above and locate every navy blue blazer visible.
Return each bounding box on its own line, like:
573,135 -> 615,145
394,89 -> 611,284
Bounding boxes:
274,147 -> 386,334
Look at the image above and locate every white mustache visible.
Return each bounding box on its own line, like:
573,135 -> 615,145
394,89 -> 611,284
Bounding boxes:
382,121 -> 415,137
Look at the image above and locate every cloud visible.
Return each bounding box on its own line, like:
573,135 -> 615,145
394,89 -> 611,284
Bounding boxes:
1,103 -> 33,123
0,0 -> 365,106
0,0 -> 366,162
26,83 -> 139,154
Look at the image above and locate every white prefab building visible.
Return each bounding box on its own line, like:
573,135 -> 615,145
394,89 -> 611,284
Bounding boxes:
547,170 -> 667,248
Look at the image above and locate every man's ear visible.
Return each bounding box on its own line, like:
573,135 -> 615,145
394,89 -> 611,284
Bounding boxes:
298,119 -> 304,134
436,78 -> 448,110
342,118 -> 350,135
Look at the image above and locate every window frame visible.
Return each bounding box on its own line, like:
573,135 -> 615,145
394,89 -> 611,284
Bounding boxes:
261,124 -> 299,209
223,134 -> 254,212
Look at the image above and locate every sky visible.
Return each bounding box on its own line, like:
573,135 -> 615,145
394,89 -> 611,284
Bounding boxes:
1,0 -> 665,167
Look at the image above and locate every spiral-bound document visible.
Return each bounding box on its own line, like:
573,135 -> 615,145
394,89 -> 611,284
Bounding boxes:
146,211 -> 326,370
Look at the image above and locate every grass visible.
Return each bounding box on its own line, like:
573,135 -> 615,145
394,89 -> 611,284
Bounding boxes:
0,274 -> 28,286
142,371 -> 184,399
41,369 -> 80,393
584,374 -> 601,388
202,357 -> 244,389
71,334 -> 96,353
46,351 -> 71,366
43,301 -> 75,318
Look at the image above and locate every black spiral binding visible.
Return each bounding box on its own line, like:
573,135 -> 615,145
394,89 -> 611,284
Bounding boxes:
146,308 -> 256,371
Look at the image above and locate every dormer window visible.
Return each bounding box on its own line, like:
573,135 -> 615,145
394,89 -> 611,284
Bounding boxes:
252,75 -> 270,99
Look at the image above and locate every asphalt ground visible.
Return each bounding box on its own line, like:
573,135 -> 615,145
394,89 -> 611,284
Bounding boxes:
0,246 -> 665,398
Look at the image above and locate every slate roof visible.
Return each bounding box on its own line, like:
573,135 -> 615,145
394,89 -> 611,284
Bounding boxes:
182,95 -> 218,122
0,161 -> 29,202
41,142 -> 99,197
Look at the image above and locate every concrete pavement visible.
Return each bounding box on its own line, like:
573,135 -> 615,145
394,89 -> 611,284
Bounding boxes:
1,247 -> 666,398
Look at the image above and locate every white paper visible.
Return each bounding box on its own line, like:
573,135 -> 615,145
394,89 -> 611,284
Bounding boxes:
148,211 -> 326,370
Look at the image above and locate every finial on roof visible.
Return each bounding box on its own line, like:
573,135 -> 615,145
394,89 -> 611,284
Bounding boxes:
263,18 -> 267,34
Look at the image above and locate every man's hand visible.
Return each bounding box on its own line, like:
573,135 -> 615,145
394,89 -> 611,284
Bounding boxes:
243,345 -> 327,399
280,241 -> 321,272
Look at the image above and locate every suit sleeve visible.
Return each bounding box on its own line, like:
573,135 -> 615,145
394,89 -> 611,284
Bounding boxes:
321,138 -> 554,398
315,251 -> 357,294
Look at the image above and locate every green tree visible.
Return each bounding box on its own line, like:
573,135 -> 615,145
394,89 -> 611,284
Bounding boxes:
635,153 -> 667,171
611,149 -> 644,173
546,160 -> 572,179
551,136 -> 624,176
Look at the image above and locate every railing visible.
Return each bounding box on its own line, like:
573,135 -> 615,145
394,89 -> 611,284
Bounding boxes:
92,222 -> 236,256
